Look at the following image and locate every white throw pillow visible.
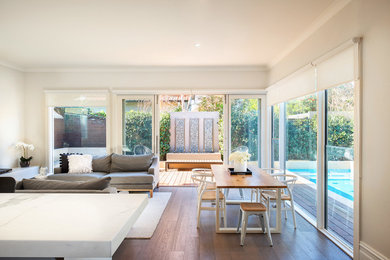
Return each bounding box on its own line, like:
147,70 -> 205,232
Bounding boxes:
68,154 -> 93,174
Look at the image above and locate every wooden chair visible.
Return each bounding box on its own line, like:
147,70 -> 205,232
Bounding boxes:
237,202 -> 273,246
261,174 -> 298,229
191,174 -> 226,228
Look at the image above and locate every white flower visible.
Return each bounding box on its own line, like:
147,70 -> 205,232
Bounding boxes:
15,142 -> 34,158
15,142 -> 26,149
229,151 -> 251,163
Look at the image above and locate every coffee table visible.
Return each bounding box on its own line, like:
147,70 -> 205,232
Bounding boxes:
0,193 -> 148,260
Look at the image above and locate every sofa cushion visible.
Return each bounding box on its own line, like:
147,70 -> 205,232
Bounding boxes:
106,172 -> 153,184
92,154 -> 111,173
47,172 -> 107,181
110,153 -> 153,172
21,177 -> 111,190
68,154 -> 93,173
60,153 -> 82,173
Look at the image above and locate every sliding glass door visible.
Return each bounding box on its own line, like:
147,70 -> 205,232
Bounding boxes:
269,83 -> 355,249
229,95 -> 264,167
118,96 -> 155,155
325,83 -> 354,246
285,94 -> 318,221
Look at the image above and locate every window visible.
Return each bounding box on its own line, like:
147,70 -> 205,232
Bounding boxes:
285,94 -> 318,221
122,98 -> 153,155
325,83 -> 354,246
271,105 -> 280,168
230,96 -> 262,166
52,107 -> 107,168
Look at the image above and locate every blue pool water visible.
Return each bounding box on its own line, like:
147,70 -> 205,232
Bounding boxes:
288,169 -> 354,201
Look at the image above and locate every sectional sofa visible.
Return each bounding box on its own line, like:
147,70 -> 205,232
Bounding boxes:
47,153 -> 159,197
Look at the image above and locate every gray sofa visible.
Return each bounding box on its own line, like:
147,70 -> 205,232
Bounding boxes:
47,153 -> 159,197
15,177 -> 117,194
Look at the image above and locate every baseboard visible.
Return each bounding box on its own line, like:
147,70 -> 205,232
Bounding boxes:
360,242 -> 389,260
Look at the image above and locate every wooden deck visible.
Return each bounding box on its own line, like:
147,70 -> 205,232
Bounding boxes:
159,170 -> 196,186
293,184 -> 354,246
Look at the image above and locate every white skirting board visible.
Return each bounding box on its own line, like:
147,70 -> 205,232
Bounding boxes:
360,242 -> 389,260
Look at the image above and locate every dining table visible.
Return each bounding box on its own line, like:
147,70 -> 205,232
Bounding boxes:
211,164 -> 288,234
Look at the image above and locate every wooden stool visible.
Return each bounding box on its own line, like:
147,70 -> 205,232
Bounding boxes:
237,202 -> 273,246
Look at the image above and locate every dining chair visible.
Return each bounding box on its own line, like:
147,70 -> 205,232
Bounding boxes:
236,202 -> 273,246
261,174 -> 298,229
191,168 -> 215,195
191,173 -> 226,228
250,168 -> 285,202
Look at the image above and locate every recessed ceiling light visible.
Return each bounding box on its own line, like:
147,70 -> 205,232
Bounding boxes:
194,43 -> 201,48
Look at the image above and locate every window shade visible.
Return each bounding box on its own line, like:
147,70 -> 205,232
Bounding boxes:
267,66 -> 316,106
267,42 -> 357,106
45,91 -> 109,107
316,46 -> 354,91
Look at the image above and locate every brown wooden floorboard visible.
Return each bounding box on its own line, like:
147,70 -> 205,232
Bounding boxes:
113,187 -> 351,260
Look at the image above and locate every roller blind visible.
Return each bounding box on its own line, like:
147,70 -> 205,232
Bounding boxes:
316,45 -> 354,91
45,91 -> 109,107
267,66 -> 316,106
267,42 -> 357,106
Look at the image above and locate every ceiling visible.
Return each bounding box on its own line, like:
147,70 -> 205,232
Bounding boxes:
0,0 -> 337,69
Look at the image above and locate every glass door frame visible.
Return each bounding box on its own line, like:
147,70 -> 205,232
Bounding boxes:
227,95 -> 267,168
114,95 -> 158,155
267,85 -> 360,256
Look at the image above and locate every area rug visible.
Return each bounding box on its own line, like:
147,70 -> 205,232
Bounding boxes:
126,192 -> 172,239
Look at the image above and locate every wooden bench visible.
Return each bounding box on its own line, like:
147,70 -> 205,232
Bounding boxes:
165,153 -> 223,171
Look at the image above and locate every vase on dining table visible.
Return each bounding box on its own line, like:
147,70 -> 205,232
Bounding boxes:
234,160 -> 247,172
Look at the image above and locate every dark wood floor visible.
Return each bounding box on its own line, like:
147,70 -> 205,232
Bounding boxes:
113,187 -> 351,260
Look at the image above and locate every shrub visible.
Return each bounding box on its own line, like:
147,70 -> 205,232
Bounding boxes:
159,112 -> 171,160
124,111 -> 152,154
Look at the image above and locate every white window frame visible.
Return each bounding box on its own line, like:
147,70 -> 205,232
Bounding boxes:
45,90 -> 111,172
227,95 -> 267,168
114,94 -> 157,155
267,64 -> 361,259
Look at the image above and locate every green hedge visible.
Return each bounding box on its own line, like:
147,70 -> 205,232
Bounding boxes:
124,111 -> 152,154
159,112 -> 171,161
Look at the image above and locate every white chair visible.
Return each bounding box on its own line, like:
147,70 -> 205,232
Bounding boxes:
236,202 -> 273,246
261,174 -> 298,229
250,168 -> 285,202
191,174 -> 226,228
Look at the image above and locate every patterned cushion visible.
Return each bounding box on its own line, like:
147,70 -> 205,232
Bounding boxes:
59,153 -> 82,173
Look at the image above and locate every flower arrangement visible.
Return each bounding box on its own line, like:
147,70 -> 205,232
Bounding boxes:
15,142 -> 34,167
229,151 -> 251,163
229,150 -> 251,172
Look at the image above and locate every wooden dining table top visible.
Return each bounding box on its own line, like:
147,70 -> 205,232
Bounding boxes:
211,164 -> 287,189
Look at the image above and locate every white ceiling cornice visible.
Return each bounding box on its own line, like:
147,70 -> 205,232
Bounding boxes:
22,65 -> 268,73
0,61 -> 24,72
269,0 -> 352,68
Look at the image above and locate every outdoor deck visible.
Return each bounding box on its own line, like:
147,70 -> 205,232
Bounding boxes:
158,170 -> 353,246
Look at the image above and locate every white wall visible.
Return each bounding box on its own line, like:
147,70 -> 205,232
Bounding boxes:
269,0 -> 390,258
0,65 -> 25,167
24,68 -> 267,166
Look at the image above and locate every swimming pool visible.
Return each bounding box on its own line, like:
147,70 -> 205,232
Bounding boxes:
288,169 -> 354,201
